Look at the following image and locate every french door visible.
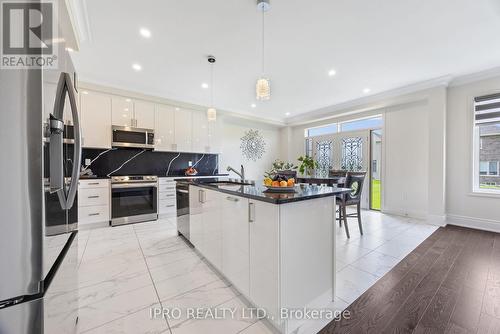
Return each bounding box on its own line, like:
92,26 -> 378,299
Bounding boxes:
309,130 -> 370,208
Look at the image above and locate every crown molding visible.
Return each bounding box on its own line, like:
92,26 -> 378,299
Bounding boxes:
286,75 -> 451,126
449,66 -> 500,87
66,0 -> 92,45
79,81 -> 286,128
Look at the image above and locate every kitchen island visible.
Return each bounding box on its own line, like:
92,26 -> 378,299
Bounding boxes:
187,180 -> 351,333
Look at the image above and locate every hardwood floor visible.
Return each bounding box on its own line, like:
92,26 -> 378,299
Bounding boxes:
320,225 -> 500,334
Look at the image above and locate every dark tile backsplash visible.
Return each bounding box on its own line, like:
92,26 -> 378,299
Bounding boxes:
81,148 -> 219,177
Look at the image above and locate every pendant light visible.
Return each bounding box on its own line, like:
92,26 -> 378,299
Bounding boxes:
207,55 -> 217,121
256,0 -> 271,101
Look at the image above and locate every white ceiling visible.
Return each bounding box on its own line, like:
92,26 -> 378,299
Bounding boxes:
72,0 -> 500,123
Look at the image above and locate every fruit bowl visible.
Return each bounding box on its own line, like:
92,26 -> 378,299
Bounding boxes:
263,174 -> 296,192
263,185 -> 296,193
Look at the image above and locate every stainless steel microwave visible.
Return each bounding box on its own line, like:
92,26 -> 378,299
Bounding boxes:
112,125 -> 155,149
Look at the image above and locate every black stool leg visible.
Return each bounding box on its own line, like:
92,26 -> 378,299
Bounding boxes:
357,203 -> 363,235
338,206 -> 343,227
342,205 -> 350,238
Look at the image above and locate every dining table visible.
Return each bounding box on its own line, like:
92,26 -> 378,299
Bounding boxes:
296,176 -> 346,187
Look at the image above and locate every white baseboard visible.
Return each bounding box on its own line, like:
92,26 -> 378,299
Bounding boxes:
446,214 -> 500,233
381,208 -> 427,220
425,214 -> 447,227
380,209 -> 447,227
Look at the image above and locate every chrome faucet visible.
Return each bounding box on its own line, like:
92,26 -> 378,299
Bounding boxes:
227,165 -> 245,182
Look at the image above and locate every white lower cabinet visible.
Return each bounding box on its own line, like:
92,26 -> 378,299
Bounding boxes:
222,195 -> 250,297
248,200 -> 280,326
158,178 -> 176,217
78,179 -> 110,225
189,186 -> 280,328
189,187 -> 204,252
202,189 -> 223,270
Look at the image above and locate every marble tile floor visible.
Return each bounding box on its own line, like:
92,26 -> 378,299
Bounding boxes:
74,210 -> 438,334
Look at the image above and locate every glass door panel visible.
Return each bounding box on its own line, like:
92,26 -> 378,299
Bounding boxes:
370,130 -> 382,210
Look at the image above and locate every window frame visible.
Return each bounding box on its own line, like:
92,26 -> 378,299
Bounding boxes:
304,115 -> 383,138
471,94 -> 500,195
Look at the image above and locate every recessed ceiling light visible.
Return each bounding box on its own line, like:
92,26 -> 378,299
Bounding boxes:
328,69 -> 337,77
132,63 -> 142,71
124,108 -> 129,111
81,91 -> 89,95
285,112 -> 291,116
175,107 -> 180,111
125,98 -> 131,102
251,103 -> 257,108
201,83 -> 209,89
363,88 -> 371,94
139,28 -> 151,38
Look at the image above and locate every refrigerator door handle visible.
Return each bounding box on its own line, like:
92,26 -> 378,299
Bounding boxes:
50,72 -> 82,210
49,75 -> 65,195
63,72 -> 81,210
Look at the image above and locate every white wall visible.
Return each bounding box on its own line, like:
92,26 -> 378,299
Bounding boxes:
219,116 -> 282,183
446,76 -> 500,231
384,101 -> 429,218
283,87 -> 448,223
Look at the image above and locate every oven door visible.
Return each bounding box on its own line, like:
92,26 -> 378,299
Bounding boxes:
111,183 -> 158,226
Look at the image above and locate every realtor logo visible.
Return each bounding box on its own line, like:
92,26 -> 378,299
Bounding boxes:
1,0 -> 58,68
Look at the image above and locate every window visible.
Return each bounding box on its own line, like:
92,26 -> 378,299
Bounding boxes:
473,93 -> 500,193
305,138 -> 313,157
340,116 -> 382,132
304,115 -> 383,138
480,161 -> 499,176
305,124 -> 337,137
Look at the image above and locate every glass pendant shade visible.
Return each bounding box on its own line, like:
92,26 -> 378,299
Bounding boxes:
256,77 -> 270,101
207,107 -> 217,121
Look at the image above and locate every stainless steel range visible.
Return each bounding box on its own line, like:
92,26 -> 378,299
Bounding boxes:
111,175 -> 158,226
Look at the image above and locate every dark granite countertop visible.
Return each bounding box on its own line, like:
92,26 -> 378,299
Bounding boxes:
79,175 -> 110,180
187,178 -> 352,204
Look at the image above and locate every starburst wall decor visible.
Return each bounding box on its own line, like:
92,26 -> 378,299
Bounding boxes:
240,129 -> 266,161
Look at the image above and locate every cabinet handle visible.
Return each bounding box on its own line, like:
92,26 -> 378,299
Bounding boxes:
165,205 -> 175,208
165,194 -> 175,197
199,190 -> 206,203
88,195 -> 99,199
88,182 -> 100,185
248,202 -> 255,223
88,213 -> 100,216
226,196 -> 239,202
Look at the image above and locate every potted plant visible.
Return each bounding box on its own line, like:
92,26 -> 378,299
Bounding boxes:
264,159 -> 297,179
297,156 -> 318,176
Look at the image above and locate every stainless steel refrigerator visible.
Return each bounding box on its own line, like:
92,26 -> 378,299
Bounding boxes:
0,18 -> 81,334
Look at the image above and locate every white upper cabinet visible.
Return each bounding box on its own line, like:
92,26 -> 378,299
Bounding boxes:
111,98 -> 154,129
174,108 -> 193,152
134,101 -> 155,129
78,86 -> 222,153
155,104 -> 176,152
80,92 -> 112,148
111,96 -> 134,127
43,83 -> 76,127
192,110 -> 209,153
